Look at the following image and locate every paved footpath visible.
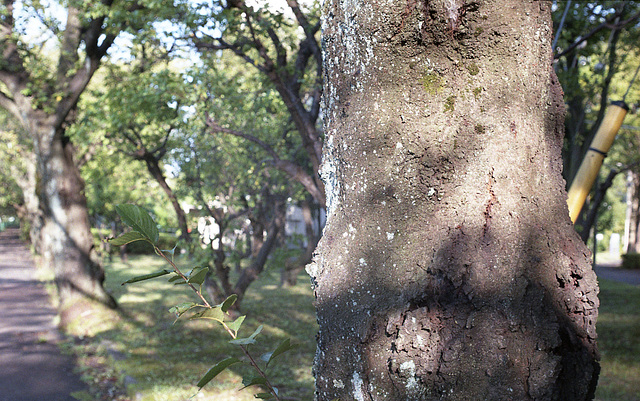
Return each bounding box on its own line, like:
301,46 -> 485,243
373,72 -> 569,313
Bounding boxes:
0,228 -> 89,401
594,260 -> 640,286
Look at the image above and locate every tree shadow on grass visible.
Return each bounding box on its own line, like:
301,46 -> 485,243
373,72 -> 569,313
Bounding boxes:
89,259 -> 317,400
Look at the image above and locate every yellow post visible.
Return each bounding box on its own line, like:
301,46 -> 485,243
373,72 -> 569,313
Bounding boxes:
567,101 -> 628,223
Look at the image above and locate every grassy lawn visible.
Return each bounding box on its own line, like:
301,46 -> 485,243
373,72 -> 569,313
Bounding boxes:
66,254 -> 317,401
65,255 -> 640,400
595,279 -> 640,401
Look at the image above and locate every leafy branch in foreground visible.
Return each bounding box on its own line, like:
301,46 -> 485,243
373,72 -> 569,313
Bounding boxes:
108,204 -> 297,400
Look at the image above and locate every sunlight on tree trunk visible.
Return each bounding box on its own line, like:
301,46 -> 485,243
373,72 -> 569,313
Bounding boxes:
33,121 -> 117,314
309,1 -> 599,399
0,1 -> 119,318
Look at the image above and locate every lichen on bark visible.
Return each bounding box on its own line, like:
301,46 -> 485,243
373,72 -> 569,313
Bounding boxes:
311,1 -> 599,400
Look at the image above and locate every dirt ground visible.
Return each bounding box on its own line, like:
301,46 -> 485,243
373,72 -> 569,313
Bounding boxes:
0,228 -> 89,401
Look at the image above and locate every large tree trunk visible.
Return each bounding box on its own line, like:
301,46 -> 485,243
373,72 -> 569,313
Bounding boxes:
1,2 -> 119,321
33,116 -> 117,318
308,1 -> 599,400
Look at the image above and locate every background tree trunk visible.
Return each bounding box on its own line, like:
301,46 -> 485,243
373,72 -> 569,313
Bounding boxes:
309,1 -> 599,400
5,113 -> 110,316
0,2 -> 118,318
141,153 -> 192,243
281,198 -> 320,286
623,170 -> 640,253
32,116 -> 117,317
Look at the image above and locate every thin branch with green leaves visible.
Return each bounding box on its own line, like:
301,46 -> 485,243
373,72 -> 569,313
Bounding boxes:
108,204 -> 297,400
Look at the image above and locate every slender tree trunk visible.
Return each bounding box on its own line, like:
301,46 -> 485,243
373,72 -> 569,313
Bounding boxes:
281,199 -> 320,286
309,1 -> 599,400
204,222 -> 235,304
201,197 -> 287,307
32,117 -> 117,319
250,218 -> 265,259
234,198 -> 286,304
580,169 -> 619,243
624,170 -> 640,253
142,155 -> 192,243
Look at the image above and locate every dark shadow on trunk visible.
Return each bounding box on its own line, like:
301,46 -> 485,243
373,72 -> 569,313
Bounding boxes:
310,1 -> 599,399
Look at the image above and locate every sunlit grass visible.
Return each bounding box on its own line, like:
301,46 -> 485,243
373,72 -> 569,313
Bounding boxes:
595,279 -> 640,401
66,254 -> 317,400
65,255 -> 639,400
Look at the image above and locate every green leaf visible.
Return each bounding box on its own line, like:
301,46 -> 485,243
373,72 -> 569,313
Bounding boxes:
241,376 -> 267,390
191,307 -> 225,323
69,390 -> 93,401
115,204 -> 159,244
254,392 -> 275,399
229,325 -> 263,345
108,231 -> 149,247
260,338 -> 298,367
168,275 -> 185,283
161,245 -> 177,256
169,302 -> 196,317
121,269 -> 172,285
187,266 -> 209,285
227,315 -> 246,333
229,336 -> 255,345
220,294 -> 238,313
197,357 -> 241,389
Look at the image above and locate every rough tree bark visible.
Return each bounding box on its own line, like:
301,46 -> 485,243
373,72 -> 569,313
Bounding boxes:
308,1 -> 599,400
34,118 -> 117,313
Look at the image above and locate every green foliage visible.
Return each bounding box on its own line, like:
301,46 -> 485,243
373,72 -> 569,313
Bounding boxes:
621,253 -> 640,270
187,266 -> 209,286
0,112 -> 31,218
197,357 -> 241,390
86,66 -> 185,146
422,71 -> 442,95
121,269 -> 172,284
93,230 -> 178,255
261,339 -> 298,369
107,204 -> 295,400
113,204 -> 159,245
229,325 -> 263,346
108,231 -> 149,247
